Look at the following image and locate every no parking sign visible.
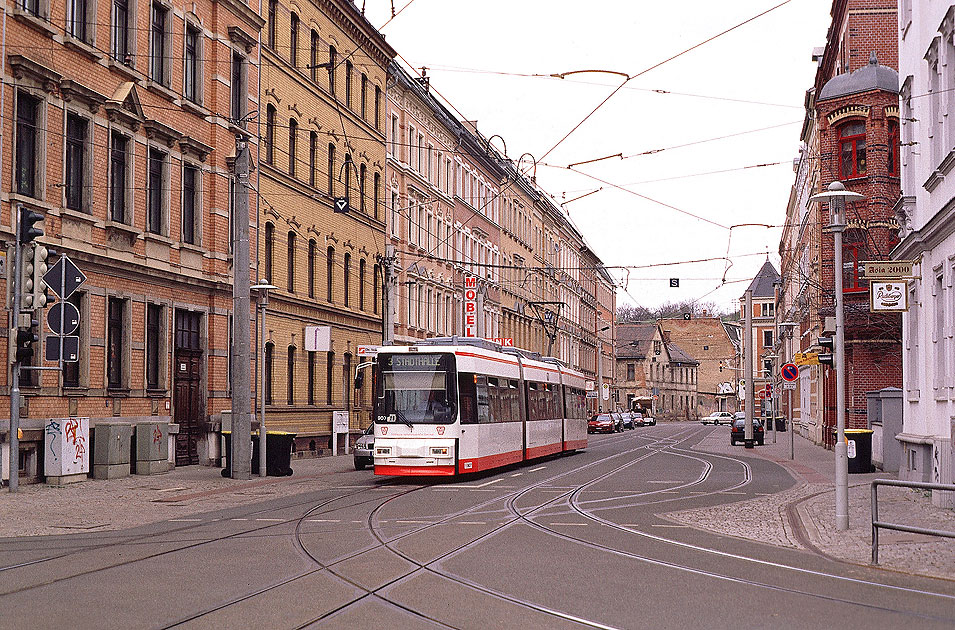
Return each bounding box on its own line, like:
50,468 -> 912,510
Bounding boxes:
781,363 -> 799,382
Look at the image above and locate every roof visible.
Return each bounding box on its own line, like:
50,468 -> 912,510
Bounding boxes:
744,260 -> 780,298
666,342 -> 698,366
818,52 -> 899,101
616,323 -> 657,360
722,321 -> 742,350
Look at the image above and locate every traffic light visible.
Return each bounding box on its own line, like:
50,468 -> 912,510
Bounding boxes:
32,244 -> 50,309
817,336 -> 834,367
14,319 -> 39,363
18,209 -> 44,244
21,243 -> 35,309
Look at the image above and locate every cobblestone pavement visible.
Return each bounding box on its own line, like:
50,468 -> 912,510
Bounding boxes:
667,425 -> 955,581
3,427 -> 954,583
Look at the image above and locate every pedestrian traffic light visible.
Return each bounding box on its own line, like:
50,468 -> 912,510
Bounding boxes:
32,244 -> 50,309
817,336 -> 834,367
18,208 -> 44,244
14,319 -> 39,363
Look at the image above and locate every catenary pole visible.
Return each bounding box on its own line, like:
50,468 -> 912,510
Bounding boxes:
230,137 -> 252,480
744,289 -> 754,447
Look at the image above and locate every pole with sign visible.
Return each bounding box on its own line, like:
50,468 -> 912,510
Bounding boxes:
463,276 -> 478,337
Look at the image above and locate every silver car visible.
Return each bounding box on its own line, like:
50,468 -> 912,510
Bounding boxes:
354,425 -> 374,470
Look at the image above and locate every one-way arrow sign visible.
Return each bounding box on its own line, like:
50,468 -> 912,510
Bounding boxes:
43,255 -> 87,301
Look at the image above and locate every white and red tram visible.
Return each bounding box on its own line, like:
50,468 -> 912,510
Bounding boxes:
372,337 -> 588,476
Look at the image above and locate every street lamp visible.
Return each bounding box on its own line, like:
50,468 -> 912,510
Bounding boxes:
597,323 -> 611,413
251,279 -> 277,478
809,181 -> 865,532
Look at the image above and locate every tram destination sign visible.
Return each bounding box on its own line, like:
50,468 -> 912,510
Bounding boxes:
861,260 -> 916,280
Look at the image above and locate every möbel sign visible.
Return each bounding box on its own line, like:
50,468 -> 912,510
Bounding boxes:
464,275 -> 478,337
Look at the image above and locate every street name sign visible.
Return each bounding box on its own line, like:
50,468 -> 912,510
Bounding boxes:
861,260 -> 916,280
782,381 -> 797,390
794,352 -> 820,366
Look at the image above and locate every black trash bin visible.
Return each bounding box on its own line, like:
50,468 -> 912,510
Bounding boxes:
252,431 -> 296,477
845,429 -> 874,474
220,431 -> 242,477
774,416 -> 787,432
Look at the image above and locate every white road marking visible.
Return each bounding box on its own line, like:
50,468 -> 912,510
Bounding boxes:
396,520 -> 431,524
457,521 -> 486,525
647,481 -> 683,484
549,522 -> 588,526
230,518 -> 248,521
510,473 -> 523,477
170,518 -> 201,522
459,478 -> 504,488
529,466 -> 547,472
254,518 -> 284,522
652,524 -> 690,528
307,519 -> 341,523
722,491 -> 747,495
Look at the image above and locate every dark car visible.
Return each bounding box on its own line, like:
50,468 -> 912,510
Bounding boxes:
353,425 -> 375,470
730,416 -> 764,446
588,413 -> 617,434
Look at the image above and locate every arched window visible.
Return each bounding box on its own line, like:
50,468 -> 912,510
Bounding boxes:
287,345 -> 296,404
309,131 -> 317,187
373,264 -> 380,314
359,259 -> 366,310
373,172 -> 381,219
839,121 -> 866,179
327,46 -> 337,95
359,163 -> 366,212
326,246 -> 334,302
307,239 -> 316,298
888,119 -> 900,177
265,105 -> 276,164
327,143 -> 335,196
344,153 -> 352,209
289,13 -> 299,67
345,60 -> 353,108
343,252 -> 351,307
265,342 -> 274,405
265,222 -> 274,284
287,231 -> 296,292
288,118 -> 297,177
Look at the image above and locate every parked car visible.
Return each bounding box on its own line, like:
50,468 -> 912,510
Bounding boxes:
631,412 -> 645,427
730,417 -> 764,446
589,413 -> 617,434
700,411 -> 735,425
611,411 -> 626,432
354,425 -> 375,470
620,412 -> 635,430
643,414 -> 656,426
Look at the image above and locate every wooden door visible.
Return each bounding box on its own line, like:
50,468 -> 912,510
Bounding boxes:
174,311 -> 203,466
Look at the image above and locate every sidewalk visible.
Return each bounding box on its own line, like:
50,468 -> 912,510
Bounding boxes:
670,424 -> 955,582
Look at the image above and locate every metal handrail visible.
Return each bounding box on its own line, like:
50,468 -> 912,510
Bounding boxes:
871,479 -> 955,564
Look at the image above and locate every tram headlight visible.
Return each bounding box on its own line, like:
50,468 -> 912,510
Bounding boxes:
430,447 -> 449,456
375,447 -> 392,456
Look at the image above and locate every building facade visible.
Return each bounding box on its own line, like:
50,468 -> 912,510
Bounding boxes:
2,0 -> 264,478
740,260 -> 780,418
892,1 -> 955,500
659,316 -> 741,416
615,323 -> 698,422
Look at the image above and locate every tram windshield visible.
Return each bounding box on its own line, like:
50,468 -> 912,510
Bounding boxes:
376,353 -> 456,424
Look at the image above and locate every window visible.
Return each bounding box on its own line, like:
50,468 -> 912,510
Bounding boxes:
373,172 -> 381,220
763,330 -> 773,349
107,297 -> 126,389
309,131 -> 318,187
888,119 -> 900,177
65,113 -> 88,212
327,143 -> 336,195
112,0 -> 130,63
373,264 -> 380,314
265,223 -> 274,283
345,60 -> 353,108
287,345 -> 296,404
67,0 -> 91,42
842,245 -> 866,292
326,246 -> 334,302
265,342 -> 274,405
307,240 -> 316,298
288,118 -> 298,177
307,351 -> 315,404
15,91 -> 40,198
627,363 -> 635,381
375,86 -> 382,130
361,73 -> 368,119
267,0 -> 277,49
265,105 -> 276,164
391,115 -> 399,155
359,259 -> 366,311
327,46 -> 337,95
289,13 -> 299,67
839,121 -> 866,179
110,131 -> 129,223
760,303 -> 775,317
326,351 -> 335,404
184,24 -> 200,103
287,231 -> 296,292
19,0 -> 41,17
344,154 -> 352,208
310,30 -> 320,82
231,52 -> 247,125
146,303 -> 163,390
359,163 -> 366,212
150,2 -> 170,86
147,149 -> 165,234
343,253 -> 351,307
182,165 -> 199,244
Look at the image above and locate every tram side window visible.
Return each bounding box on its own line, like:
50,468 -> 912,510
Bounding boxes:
509,379 -> 521,422
487,377 -> 500,423
459,373 -> 476,424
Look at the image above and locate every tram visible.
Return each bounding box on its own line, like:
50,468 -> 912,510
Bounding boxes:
370,337 -> 588,476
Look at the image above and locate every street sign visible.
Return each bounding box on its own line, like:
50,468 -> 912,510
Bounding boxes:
305,325 -> 331,351
782,381 -> 796,390
585,391 -> 598,399
45,335 -> 79,362
356,345 -> 378,358
47,301 -> 80,336
333,197 -> 350,213
43,255 -> 86,301
861,260 -> 916,279
781,363 -> 799,382
870,281 -> 908,312
794,352 -> 820,366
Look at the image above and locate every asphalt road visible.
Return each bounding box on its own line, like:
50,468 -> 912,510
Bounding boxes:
1,424 -> 953,629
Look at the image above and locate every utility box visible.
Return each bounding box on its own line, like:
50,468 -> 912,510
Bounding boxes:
93,422 -> 133,479
44,417 -> 90,484
134,422 -> 169,475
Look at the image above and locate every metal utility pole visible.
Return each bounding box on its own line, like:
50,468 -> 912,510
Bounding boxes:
382,244 -> 396,345
230,137 -> 253,480
809,181 -> 863,532
250,280 -> 276,478
8,206 -> 25,492
744,289 -> 754,448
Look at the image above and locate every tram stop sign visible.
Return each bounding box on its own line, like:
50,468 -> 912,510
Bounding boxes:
781,363 -> 799,382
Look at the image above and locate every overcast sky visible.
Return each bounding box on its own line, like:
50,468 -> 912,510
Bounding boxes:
362,0 -> 834,314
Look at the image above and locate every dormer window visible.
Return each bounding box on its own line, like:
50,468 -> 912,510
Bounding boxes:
839,121 -> 866,179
